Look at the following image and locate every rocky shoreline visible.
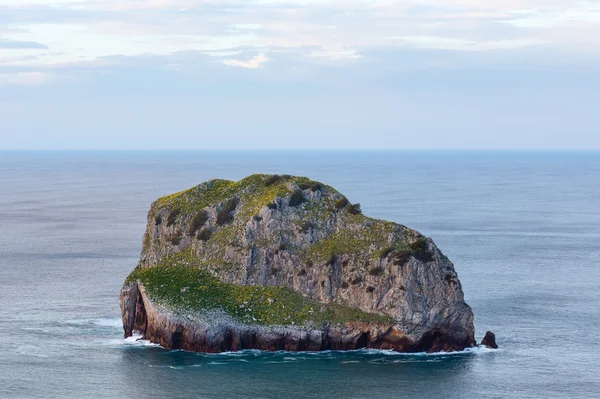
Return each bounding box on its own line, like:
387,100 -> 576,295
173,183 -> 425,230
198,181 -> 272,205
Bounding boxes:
121,281 -> 475,353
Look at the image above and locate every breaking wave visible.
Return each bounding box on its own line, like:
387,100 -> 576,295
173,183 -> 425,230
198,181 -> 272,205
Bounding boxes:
135,345 -> 498,369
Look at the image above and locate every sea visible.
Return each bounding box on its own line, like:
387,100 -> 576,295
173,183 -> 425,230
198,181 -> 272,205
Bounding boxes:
0,151 -> 598,398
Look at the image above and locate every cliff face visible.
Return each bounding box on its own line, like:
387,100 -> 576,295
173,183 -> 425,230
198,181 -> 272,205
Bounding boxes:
121,174 -> 475,353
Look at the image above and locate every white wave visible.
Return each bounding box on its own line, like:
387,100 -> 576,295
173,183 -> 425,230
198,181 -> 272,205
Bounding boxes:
102,334 -> 162,348
102,337 -> 499,356
464,346 -> 499,354
186,347 -> 498,360
123,334 -> 161,347
356,346 -> 498,356
148,365 -> 184,369
206,347 -> 496,357
206,349 -> 263,357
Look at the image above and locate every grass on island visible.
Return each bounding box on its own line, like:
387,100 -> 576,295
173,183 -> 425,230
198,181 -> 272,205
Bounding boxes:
126,251 -> 392,328
149,173 -> 423,265
133,174 -> 434,328
152,174 -> 367,228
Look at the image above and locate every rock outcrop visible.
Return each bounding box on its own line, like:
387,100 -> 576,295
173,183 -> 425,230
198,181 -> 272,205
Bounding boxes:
480,331 -> 498,349
120,174 -> 475,353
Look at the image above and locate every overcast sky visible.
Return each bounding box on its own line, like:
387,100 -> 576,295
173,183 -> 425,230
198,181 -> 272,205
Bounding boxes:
1,0 -> 599,150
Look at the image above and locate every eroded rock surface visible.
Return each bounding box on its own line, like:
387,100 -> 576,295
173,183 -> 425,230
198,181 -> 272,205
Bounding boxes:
120,174 -> 476,353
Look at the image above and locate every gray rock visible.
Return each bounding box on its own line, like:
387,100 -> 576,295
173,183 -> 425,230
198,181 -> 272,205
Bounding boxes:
480,331 -> 498,349
121,174 -> 476,353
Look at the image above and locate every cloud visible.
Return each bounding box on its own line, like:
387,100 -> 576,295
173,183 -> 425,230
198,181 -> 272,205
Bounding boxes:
0,71 -> 51,85
0,39 -> 48,49
223,54 -> 269,68
0,0 -> 599,78
1,1 -> 599,151
0,0 -> 598,69
505,3 -> 600,29
394,36 -> 545,51
308,49 -> 361,60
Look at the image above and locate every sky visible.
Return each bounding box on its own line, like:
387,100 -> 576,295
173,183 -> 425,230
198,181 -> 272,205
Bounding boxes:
0,0 -> 599,150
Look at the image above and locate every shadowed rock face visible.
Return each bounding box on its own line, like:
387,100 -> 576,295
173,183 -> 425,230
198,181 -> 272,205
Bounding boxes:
120,174 -> 476,353
480,331 -> 498,349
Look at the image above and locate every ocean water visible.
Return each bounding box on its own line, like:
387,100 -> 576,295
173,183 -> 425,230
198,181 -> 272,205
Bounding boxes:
0,151 -> 599,398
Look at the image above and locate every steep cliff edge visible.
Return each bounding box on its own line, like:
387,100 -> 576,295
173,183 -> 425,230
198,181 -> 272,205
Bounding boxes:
120,174 -> 475,353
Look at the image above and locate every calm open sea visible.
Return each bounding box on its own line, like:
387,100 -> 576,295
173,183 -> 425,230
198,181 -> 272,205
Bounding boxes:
0,151 -> 599,398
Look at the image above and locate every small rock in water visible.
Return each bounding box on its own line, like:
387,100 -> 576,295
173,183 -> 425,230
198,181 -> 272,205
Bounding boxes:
480,331 -> 498,349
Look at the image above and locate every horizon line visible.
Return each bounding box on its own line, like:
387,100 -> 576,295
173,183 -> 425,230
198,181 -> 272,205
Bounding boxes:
2,148 -> 600,152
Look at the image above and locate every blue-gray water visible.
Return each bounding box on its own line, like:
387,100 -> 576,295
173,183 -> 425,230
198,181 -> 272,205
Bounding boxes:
1,151 -> 599,398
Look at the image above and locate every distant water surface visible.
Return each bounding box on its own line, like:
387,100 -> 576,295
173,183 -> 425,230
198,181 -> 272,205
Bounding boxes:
0,151 -> 599,398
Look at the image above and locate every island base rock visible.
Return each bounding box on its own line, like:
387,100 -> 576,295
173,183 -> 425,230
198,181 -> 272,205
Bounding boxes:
121,282 -> 475,353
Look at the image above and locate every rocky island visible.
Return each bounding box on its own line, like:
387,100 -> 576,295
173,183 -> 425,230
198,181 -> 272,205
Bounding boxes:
120,174 -> 476,353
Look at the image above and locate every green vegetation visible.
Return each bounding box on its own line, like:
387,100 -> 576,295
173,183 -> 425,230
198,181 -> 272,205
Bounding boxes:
264,174 -> 293,187
288,190 -> 305,207
138,174 -> 435,329
142,175 -> 433,284
151,175 -> 346,239
156,179 -> 236,212
376,237 -> 432,265
303,220 -> 406,264
378,247 -> 414,266
297,179 -> 323,192
334,197 -> 349,209
188,210 -> 209,236
347,203 -> 362,215
410,238 -> 434,262
196,228 -> 212,241
265,175 -> 282,186
410,238 -> 428,252
389,249 -> 413,265
216,210 -> 232,225
309,182 -> 323,191
216,198 -> 239,226
126,252 -> 392,327
167,208 -> 180,226
379,247 -> 393,259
